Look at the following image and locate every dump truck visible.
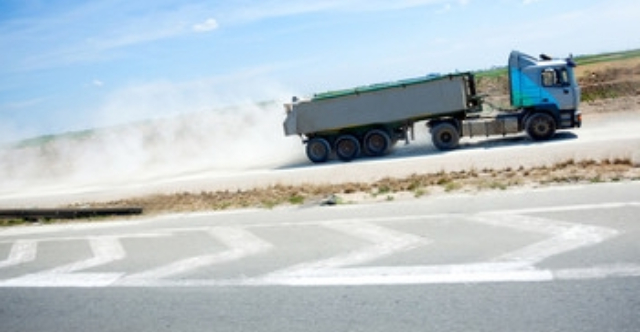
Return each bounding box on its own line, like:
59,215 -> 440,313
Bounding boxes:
283,51 -> 581,163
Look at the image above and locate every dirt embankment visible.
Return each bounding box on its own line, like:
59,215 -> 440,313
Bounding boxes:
64,158 -> 639,217
477,56 -> 640,113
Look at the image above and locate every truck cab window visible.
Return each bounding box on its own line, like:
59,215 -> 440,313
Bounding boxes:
542,67 -> 569,87
558,68 -> 569,86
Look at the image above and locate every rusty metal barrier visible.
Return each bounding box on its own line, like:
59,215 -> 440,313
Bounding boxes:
0,207 -> 143,220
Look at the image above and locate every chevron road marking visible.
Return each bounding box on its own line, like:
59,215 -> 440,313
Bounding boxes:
117,226 -> 273,285
0,237 -> 127,287
45,236 -> 126,273
267,221 -> 430,278
0,202 -> 638,287
0,235 -> 166,287
470,213 -> 620,265
0,240 -> 37,269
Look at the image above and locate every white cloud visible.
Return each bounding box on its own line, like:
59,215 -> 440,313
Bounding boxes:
92,79 -> 104,87
193,18 -> 219,32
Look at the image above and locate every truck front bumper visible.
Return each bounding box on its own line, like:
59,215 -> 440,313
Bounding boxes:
574,110 -> 582,128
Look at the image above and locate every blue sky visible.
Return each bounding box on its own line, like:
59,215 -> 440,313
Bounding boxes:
1,0 -> 639,141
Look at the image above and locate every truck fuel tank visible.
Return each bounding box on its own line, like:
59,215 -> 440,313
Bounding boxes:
461,116 -> 519,137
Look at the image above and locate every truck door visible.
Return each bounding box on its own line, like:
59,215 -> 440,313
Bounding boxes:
540,66 -> 578,111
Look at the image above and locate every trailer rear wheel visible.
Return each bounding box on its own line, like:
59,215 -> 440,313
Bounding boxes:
306,137 -> 331,163
525,113 -> 556,141
363,129 -> 391,156
335,135 -> 361,162
431,122 -> 459,151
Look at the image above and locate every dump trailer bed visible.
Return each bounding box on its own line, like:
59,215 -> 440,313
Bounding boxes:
284,73 -> 478,136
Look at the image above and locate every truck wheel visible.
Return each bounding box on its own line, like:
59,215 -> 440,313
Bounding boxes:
525,113 -> 556,141
306,138 -> 331,163
363,129 -> 391,156
335,135 -> 361,162
431,122 -> 459,151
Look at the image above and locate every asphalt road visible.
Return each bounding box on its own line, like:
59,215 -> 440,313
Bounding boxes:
1,182 -> 639,331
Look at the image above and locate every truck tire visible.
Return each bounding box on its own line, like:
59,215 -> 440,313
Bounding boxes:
335,135 -> 361,162
363,129 -> 391,156
306,137 -> 331,163
525,113 -> 556,141
431,122 -> 460,151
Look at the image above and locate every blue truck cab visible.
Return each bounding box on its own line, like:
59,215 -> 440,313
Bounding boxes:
508,51 -> 582,135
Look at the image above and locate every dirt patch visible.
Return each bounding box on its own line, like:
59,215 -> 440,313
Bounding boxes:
581,95 -> 640,114
66,158 -> 639,216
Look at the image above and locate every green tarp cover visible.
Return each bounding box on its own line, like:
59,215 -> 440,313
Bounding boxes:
312,74 -> 444,101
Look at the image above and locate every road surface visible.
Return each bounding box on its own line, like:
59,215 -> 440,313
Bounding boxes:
0,111 -> 639,208
1,182 -> 639,331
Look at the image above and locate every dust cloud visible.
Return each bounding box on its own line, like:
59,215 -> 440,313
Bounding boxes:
0,101 -> 304,194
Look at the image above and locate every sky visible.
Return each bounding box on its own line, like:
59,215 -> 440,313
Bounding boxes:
1,0 -> 639,141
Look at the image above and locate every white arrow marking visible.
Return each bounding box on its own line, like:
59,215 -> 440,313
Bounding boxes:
470,213 -> 619,265
269,221 -> 429,277
120,227 -> 272,283
0,240 -> 37,269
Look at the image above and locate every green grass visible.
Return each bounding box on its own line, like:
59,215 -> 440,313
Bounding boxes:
574,48 -> 640,66
474,48 -> 640,80
288,194 -> 305,205
475,67 -> 507,79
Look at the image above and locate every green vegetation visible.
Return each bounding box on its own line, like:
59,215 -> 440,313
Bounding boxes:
288,194 -> 305,205
475,48 -> 640,79
574,48 -> 640,66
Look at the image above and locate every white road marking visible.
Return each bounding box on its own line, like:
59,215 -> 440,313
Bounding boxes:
482,202 -> 640,216
470,214 -> 620,265
0,201 -> 638,287
46,236 -> 126,273
554,264 -> 640,280
264,269 -> 555,286
119,227 -> 272,284
0,273 -> 124,287
0,240 -> 37,269
104,263 -> 640,287
268,221 -> 429,277
0,236 -> 126,288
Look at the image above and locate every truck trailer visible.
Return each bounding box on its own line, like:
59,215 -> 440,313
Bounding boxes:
283,51 -> 582,163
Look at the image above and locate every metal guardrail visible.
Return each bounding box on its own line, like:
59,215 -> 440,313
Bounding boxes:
0,207 -> 143,220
